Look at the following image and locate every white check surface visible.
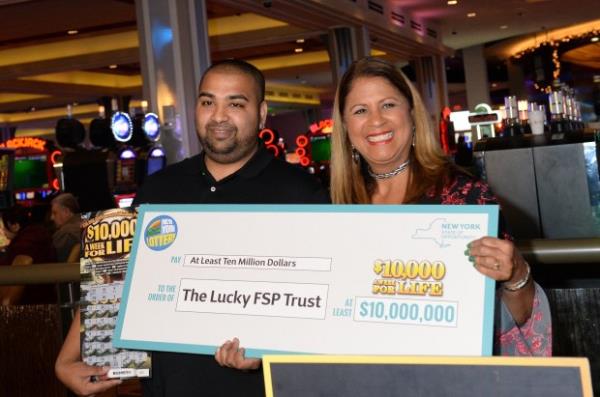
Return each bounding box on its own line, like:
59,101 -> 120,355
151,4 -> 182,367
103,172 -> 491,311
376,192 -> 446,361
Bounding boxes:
114,205 -> 497,357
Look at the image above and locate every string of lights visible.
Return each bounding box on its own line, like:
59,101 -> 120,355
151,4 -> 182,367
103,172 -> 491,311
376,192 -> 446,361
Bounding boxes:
514,29 -> 599,93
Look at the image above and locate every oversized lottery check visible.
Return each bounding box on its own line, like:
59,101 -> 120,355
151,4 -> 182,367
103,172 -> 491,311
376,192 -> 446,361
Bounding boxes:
114,204 -> 498,357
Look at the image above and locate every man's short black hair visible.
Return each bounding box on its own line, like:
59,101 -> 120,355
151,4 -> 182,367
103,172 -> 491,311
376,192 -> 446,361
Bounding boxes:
201,59 -> 266,102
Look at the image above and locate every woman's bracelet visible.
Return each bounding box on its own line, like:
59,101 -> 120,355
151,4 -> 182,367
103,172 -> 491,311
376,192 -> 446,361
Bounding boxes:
503,261 -> 531,292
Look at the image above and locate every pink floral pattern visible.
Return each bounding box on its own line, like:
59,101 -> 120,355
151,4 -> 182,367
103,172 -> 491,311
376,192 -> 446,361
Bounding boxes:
495,284 -> 552,356
421,172 -> 552,357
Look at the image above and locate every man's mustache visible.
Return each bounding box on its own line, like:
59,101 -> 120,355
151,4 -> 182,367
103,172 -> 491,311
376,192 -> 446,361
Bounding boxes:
206,122 -> 236,132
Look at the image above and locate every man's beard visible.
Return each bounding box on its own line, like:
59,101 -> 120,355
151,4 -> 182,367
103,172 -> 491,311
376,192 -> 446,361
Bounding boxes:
200,121 -> 259,164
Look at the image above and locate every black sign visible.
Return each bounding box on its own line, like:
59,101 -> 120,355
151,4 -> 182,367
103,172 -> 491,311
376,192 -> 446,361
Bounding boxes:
264,356 -> 592,397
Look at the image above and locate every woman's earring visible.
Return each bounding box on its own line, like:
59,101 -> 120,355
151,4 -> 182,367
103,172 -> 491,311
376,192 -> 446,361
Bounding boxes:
351,147 -> 361,164
412,125 -> 416,147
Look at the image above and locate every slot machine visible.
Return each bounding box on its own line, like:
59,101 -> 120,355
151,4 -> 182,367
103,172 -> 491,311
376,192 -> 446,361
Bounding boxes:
0,148 -> 13,248
112,111 -> 137,204
294,119 -> 332,186
59,108 -> 116,212
0,137 -> 60,206
0,148 -> 14,209
259,128 -> 286,160
140,112 -> 166,177
113,110 -> 167,208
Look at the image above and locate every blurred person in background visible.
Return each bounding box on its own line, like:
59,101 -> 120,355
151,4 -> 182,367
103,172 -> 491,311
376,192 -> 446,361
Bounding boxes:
0,205 -> 56,305
50,193 -> 81,262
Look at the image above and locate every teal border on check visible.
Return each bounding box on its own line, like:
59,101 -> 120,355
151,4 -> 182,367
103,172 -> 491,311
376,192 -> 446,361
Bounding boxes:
114,204 -> 499,357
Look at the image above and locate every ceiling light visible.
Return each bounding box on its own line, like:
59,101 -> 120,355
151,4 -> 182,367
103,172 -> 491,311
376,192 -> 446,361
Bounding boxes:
294,48 -> 303,53
591,37 -> 599,42
109,64 -> 118,69
296,38 -> 305,43
492,83 -> 497,88
447,0 -> 458,5
500,25 -> 508,29
467,12 -> 476,18
67,30 -> 78,35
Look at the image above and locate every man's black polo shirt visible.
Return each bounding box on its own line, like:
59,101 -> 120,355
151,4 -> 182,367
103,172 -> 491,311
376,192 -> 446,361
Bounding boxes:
135,144 -> 329,205
134,145 -> 329,397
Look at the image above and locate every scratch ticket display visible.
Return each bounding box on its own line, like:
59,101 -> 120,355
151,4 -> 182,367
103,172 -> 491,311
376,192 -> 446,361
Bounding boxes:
80,207 -> 151,378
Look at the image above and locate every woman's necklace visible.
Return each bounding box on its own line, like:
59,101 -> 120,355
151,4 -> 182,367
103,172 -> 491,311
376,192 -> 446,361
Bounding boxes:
367,159 -> 411,180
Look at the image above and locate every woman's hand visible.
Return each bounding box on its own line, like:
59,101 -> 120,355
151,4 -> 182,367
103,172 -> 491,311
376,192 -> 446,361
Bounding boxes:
55,362 -> 121,397
215,338 -> 261,370
55,309 -> 122,396
467,236 -> 527,283
467,236 -> 534,325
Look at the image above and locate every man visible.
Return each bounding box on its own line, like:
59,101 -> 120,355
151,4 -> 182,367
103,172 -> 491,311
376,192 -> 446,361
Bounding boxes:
50,193 -> 81,262
135,59 -> 328,397
55,59 -> 328,396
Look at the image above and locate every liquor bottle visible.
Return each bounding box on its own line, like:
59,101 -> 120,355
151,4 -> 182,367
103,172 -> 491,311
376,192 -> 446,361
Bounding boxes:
518,100 -> 531,134
500,96 -> 523,137
548,91 -> 568,135
539,104 -> 549,133
575,101 -> 584,131
563,91 -> 575,132
568,92 -> 584,132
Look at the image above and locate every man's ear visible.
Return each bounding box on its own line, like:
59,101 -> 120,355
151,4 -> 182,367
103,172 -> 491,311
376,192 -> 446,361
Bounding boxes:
259,101 -> 268,129
61,206 -> 71,219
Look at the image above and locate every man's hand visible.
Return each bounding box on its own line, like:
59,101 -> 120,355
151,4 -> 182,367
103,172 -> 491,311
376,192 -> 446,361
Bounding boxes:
214,337 -> 261,370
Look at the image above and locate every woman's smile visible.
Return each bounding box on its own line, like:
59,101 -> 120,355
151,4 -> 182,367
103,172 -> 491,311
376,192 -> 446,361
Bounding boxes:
366,131 -> 394,144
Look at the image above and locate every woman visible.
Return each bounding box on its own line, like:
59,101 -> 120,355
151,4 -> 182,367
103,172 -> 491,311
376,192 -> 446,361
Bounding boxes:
0,206 -> 56,305
330,57 -> 550,356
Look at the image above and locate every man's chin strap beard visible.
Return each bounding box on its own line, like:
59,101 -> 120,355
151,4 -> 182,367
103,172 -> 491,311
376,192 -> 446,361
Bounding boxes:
205,140 -> 260,165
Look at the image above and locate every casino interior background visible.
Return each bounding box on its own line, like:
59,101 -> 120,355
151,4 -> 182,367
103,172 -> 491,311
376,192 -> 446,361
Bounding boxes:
1,0 -> 600,396
0,0 -> 599,209
1,0 -> 599,141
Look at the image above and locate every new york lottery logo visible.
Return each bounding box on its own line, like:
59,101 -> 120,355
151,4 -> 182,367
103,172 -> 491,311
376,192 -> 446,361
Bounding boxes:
144,215 -> 178,251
